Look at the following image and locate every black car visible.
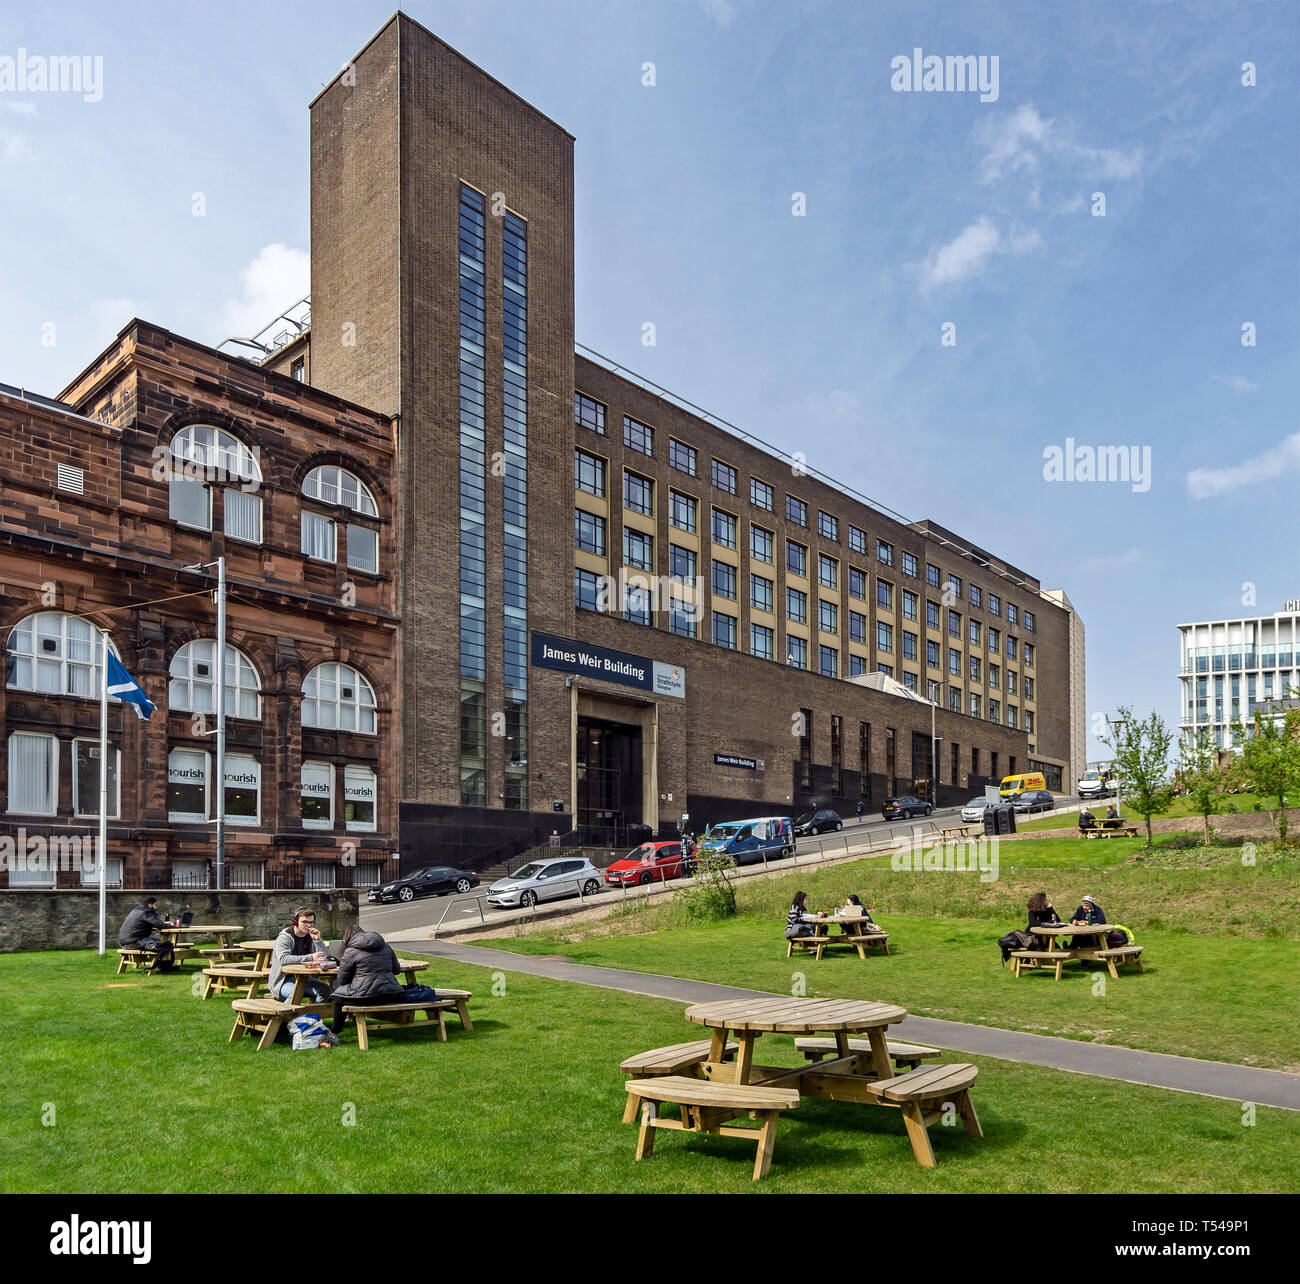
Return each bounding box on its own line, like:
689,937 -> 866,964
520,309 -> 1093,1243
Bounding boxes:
794,809 -> 843,837
882,796 -> 933,819
368,865 -> 480,903
1012,790 -> 1056,814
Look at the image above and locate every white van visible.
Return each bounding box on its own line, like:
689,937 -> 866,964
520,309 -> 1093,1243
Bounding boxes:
1077,768 -> 1115,800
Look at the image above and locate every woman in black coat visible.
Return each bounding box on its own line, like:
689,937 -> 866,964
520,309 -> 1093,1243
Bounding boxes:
329,925 -> 405,1035
1026,891 -> 1062,947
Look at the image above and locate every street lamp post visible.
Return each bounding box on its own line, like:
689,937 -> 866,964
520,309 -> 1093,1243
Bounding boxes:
1106,716 -> 1130,818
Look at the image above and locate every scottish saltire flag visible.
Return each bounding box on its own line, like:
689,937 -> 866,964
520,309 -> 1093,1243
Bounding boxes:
106,652 -> 156,720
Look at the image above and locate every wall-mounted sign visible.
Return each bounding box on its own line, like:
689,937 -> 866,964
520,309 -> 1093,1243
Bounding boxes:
531,631 -> 685,699
714,753 -> 764,772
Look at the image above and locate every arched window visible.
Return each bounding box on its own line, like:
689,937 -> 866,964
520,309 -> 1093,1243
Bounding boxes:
168,640 -> 262,720
6,612 -> 113,697
168,425 -> 263,541
302,662 -> 377,734
301,465 -> 380,573
302,465 -> 377,515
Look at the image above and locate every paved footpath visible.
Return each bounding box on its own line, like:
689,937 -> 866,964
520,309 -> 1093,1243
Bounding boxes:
409,939 -> 1300,1112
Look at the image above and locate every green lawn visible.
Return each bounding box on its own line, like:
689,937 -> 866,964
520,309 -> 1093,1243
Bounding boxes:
1,949 -> 1297,1193
476,837 -> 1300,1070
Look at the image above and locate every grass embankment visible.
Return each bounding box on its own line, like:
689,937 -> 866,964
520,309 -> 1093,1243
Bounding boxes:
1,949 -> 1298,1193
1013,792 -> 1294,833
477,837 -> 1300,1070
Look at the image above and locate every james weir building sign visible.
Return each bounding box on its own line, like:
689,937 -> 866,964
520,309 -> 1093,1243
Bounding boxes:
530,631 -> 685,699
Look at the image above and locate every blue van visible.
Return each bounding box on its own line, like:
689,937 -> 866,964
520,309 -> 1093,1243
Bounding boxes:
696,816 -> 795,866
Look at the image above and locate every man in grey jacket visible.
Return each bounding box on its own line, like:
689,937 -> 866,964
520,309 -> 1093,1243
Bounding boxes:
268,907 -> 330,1003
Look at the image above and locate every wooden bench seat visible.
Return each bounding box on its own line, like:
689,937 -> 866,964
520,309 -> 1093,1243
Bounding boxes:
1094,944 -> 1144,976
794,1037 -> 941,1071
341,1000 -> 455,1050
619,1040 -> 739,1121
1084,825 -> 1139,839
201,966 -> 268,1000
116,946 -> 199,973
428,987 -> 474,1031
864,1063 -> 981,1167
623,1075 -> 801,1181
229,997 -> 331,1051
1009,949 -> 1068,980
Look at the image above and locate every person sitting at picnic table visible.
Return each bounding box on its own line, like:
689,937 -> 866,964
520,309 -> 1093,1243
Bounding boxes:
1069,892 -> 1107,947
269,907 -> 331,1004
1077,808 -> 1096,831
838,894 -> 876,933
117,897 -> 179,969
784,891 -> 821,939
1026,891 -> 1061,947
1102,805 -> 1123,829
328,925 -> 406,1036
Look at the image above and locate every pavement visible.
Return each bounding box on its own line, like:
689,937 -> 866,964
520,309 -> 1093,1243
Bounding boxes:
404,939 -> 1300,1112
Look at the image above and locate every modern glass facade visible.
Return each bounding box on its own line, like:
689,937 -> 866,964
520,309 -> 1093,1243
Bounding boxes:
502,209 -> 529,809
458,184 -> 487,805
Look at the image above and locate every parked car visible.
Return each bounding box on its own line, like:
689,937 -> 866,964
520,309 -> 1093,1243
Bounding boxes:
696,817 -> 795,866
793,809 -> 843,837
604,841 -> 687,887
1077,767 -> 1116,800
368,865 -> 479,904
960,797 -> 991,823
1012,789 -> 1056,814
881,796 -> 933,819
486,857 -> 603,909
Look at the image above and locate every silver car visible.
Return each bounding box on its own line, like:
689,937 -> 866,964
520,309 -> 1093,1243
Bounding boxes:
486,856 -> 603,909
961,797 -> 991,823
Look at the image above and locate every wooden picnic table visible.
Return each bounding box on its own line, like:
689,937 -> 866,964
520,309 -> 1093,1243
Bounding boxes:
788,915 -> 887,961
937,824 -> 980,841
237,940 -> 279,971
685,996 -> 907,1088
1029,922 -> 1111,961
280,958 -> 429,1006
1084,825 -> 1139,839
160,924 -> 244,950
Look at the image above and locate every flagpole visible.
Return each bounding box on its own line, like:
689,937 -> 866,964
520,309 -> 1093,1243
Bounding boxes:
215,555 -> 226,891
98,629 -> 110,956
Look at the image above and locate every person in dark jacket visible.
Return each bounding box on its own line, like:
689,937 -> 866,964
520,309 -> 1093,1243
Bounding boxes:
1069,893 -> 1107,947
1026,891 -> 1061,947
1078,808 -> 1096,831
329,925 -> 405,1035
117,897 -> 177,968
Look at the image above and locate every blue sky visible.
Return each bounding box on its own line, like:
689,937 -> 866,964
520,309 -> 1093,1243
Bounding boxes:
2,0 -> 1297,760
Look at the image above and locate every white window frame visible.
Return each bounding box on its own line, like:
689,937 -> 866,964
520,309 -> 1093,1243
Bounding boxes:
6,612 -> 108,698
354,861 -> 385,889
7,732 -> 58,815
301,760 -> 334,830
228,860 -> 265,890
72,738 -> 121,818
302,465 -> 378,516
344,764 -> 377,833
302,663 -> 378,735
301,510 -> 338,563
304,862 -> 337,890
167,748 -> 209,824
223,487 -> 263,544
346,523 -> 379,574
170,858 -> 210,890
168,640 -> 262,721
223,753 -> 261,827
78,857 -> 124,888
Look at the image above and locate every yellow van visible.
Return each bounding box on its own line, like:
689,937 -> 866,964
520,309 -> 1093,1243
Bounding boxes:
999,772 -> 1046,799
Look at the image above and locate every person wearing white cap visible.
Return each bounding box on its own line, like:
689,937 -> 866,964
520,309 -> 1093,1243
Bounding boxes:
1070,894 -> 1107,927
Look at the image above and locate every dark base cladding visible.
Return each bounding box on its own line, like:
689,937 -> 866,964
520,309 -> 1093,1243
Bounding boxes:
398,803 -> 570,874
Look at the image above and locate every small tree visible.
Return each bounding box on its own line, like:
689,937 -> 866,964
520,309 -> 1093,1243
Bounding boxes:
1230,692 -> 1300,842
1178,727 -> 1226,843
1101,705 -> 1175,849
679,849 -> 737,923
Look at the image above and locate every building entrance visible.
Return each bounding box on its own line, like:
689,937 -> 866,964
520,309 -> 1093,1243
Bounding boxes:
576,716 -> 643,839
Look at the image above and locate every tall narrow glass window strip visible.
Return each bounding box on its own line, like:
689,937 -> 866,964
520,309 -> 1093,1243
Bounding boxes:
458,184 -> 488,807
502,209 -> 529,809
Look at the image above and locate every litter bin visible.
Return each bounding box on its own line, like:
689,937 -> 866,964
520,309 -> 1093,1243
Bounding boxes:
985,804 -> 1016,835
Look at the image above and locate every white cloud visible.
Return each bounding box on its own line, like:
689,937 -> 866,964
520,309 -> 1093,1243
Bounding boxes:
220,243 -> 310,340
4,101 -> 38,115
0,127 -> 33,163
701,0 -> 736,26
916,217 -> 1042,289
1212,374 -> 1258,394
1186,432 -> 1300,500
978,103 -> 1143,185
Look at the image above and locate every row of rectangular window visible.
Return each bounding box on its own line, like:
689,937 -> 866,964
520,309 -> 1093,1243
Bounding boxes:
576,398 -> 1038,630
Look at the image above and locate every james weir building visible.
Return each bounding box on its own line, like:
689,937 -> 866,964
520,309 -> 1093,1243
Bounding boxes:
0,14 -> 1085,889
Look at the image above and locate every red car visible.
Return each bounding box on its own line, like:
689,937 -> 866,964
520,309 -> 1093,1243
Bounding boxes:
603,840 -> 687,887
